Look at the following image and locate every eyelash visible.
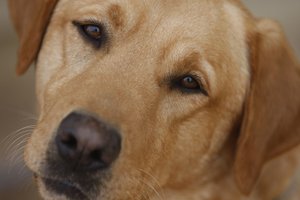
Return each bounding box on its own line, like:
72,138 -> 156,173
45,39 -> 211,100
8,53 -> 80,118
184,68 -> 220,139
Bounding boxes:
72,20 -> 107,49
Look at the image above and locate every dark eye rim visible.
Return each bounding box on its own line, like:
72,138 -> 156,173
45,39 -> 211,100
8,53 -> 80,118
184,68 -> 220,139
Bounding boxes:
72,20 -> 108,49
170,74 -> 208,96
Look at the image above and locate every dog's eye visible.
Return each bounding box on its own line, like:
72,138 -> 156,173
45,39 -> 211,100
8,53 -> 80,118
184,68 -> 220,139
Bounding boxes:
172,75 -> 208,95
73,21 -> 106,48
181,76 -> 199,90
83,24 -> 102,40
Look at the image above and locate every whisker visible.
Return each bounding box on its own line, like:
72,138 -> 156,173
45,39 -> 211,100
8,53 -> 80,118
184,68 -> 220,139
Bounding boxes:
2,125 -> 34,181
1,127 -> 31,146
140,178 -> 164,200
4,131 -> 32,157
129,177 -> 149,200
6,138 -> 29,168
136,168 -> 165,200
9,133 -> 30,150
3,126 -> 33,145
1,125 -> 35,148
137,168 -> 162,190
0,113 -> 37,195
9,141 -> 28,167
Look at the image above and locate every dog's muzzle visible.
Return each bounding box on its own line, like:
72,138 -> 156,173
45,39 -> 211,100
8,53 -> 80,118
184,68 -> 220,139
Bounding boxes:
40,111 -> 122,199
55,112 -> 121,171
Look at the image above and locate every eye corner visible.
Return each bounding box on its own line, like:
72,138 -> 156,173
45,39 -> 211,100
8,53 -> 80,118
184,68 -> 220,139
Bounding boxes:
72,20 -> 81,27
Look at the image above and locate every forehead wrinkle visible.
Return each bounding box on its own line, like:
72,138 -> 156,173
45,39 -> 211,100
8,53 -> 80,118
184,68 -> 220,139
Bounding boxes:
158,35 -> 204,67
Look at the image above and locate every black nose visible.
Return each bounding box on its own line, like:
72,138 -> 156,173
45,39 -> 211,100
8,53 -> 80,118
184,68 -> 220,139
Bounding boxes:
55,112 -> 121,171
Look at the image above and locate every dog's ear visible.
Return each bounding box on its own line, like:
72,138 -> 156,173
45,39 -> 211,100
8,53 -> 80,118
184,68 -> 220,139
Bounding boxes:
234,19 -> 300,195
8,0 -> 59,75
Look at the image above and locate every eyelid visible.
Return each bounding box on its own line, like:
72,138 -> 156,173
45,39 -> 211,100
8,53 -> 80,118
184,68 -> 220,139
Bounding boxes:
72,20 -> 108,49
188,73 -> 208,94
72,19 -> 102,27
191,73 -> 209,96
166,72 -> 209,96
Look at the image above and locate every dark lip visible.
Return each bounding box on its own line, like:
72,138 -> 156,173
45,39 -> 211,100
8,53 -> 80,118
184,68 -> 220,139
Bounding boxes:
40,176 -> 89,200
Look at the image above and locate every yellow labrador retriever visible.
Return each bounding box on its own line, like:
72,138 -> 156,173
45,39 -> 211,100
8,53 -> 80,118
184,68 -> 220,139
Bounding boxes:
8,0 -> 300,199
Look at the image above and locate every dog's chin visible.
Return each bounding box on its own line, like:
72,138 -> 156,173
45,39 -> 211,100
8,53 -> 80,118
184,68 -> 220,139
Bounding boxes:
36,175 -> 90,200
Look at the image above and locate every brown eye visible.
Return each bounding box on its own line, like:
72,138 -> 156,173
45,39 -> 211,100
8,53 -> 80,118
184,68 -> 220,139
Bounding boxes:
180,76 -> 199,90
73,21 -> 107,48
83,25 -> 102,40
171,75 -> 208,95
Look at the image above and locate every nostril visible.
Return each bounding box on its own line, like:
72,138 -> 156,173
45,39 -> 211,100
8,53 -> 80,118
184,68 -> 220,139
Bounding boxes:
89,150 -> 108,170
60,132 -> 77,149
90,150 -> 102,161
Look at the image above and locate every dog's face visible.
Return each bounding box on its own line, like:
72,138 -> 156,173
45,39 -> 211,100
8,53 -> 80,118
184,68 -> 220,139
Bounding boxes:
8,0 -> 300,199
27,0 -> 249,199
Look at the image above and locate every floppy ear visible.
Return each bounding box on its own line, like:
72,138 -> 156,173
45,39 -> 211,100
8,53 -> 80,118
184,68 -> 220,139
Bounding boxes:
234,19 -> 300,195
8,0 -> 59,75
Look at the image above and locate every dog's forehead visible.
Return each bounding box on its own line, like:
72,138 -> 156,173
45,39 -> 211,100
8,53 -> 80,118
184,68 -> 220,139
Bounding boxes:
56,0 -> 242,31
55,0 -> 246,54
46,0 -> 248,94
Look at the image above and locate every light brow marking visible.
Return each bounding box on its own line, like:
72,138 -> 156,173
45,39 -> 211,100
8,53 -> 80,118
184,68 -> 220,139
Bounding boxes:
108,4 -> 125,29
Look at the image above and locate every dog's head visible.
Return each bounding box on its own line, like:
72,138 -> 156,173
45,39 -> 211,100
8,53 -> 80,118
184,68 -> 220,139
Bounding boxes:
9,0 -> 300,199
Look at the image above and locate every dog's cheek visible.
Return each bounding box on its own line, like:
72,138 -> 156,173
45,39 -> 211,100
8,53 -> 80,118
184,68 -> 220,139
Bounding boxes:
162,107 -> 238,188
24,109 -> 63,174
23,129 -> 50,173
166,118 -> 214,184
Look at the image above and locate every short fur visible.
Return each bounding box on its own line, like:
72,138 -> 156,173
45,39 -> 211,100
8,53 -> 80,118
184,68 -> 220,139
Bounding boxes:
8,0 -> 300,199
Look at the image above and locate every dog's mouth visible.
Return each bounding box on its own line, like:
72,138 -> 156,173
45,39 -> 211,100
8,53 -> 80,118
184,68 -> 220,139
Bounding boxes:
39,175 -> 89,200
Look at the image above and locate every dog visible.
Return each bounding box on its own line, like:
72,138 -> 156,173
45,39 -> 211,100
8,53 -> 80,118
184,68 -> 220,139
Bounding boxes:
8,0 -> 300,199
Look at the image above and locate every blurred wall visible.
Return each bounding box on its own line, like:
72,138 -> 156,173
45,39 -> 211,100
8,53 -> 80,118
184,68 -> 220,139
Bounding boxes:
244,0 -> 300,56
0,1 -> 299,200
0,1 -> 39,200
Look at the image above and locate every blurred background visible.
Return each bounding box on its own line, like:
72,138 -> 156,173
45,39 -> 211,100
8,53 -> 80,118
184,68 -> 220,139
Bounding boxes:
0,0 -> 299,199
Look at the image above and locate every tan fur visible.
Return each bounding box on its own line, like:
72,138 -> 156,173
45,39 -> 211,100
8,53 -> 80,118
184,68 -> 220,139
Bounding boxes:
8,0 -> 300,199
108,4 -> 125,30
